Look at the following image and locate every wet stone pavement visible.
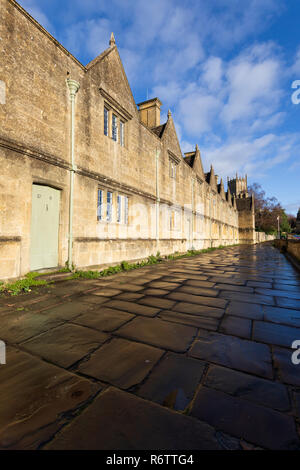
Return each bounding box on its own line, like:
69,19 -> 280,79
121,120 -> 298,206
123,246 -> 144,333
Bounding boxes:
1,243 -> 300,450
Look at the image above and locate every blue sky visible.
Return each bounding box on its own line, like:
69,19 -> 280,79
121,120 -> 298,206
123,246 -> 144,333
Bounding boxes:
19,0 -> 300,215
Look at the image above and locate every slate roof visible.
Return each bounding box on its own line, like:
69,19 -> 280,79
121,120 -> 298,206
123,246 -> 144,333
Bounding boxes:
151,123 -> 167,138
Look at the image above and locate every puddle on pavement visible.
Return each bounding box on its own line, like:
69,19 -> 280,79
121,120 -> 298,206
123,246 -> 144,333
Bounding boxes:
162,388 -> 189,411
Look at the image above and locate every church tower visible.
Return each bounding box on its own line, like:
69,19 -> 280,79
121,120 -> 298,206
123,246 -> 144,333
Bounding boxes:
227,174 -> 248,198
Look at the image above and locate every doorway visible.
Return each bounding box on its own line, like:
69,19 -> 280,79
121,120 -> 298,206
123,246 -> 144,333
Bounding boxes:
30,184 -> 60,271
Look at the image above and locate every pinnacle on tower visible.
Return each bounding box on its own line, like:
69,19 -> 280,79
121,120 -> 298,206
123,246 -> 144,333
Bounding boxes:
167,109 -> 172,119
109,32 -> 116,47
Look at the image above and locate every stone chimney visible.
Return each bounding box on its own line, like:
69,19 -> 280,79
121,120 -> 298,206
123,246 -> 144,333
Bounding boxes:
137,98 -> 162,128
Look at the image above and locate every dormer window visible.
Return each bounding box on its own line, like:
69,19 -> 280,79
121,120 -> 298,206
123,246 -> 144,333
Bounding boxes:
100,88 -> 132,147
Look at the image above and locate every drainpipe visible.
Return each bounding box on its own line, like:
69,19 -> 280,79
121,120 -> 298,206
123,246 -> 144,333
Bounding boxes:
155,149 -> 160,251
66,79 -> 80,270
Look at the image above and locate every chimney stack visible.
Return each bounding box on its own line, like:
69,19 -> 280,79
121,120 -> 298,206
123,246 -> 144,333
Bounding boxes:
138,98 -> 162,128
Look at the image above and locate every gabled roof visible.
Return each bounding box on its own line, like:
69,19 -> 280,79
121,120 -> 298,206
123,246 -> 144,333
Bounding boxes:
184,144 -> 205,181
226,185 -> 232,205
159,110 -> 183,160
184,152 -> 196,167
86,34 -> 138,118
218,178 -> 226,200
205,165 -> 218,192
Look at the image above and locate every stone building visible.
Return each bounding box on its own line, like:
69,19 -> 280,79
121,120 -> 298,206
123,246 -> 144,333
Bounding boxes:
0,0 -> 260,281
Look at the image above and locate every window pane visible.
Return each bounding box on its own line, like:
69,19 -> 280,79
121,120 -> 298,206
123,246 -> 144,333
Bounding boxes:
124,196 -> 128,224
97,189 -> 103,220
117,195 -> 122,223
107,191 -> 112,221
120,121 -> 124,146
104,108 -> 108,136
112,114 -> 117,141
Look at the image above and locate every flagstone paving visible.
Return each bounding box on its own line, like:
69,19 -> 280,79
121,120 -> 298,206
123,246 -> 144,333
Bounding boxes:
1,243 -> 300,450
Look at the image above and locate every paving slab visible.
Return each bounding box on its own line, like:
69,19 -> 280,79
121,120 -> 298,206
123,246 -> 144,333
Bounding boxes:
73,307 -> 134,332
137,296 -> 176,310
204,365 -> 290,411
274,283 -> 300,291
189,330 -> 272,378
219,291 -> 275,306
0,347 -> 100,450
190,386 -> 299,450
253,321 -> 300,348
0,310 -> 64,343
137,353 -> 206,410
185,280 -> 216,288
140,288 -> 169,296
172,301 -> 224,318
21,323 -> 108,368
247,281 -> 273,289
215,284 -> 254,294
273,347 -> 300,386
108,283 -> 145,292
115,316 -> 197,352
45,387 -> 221,450
78,294 -> 110,305
225,301 -> 263,320
177,286 -> 219,297
113,292 -> 145,301
219,315 -> 252,339
91,288 -> 123,297
276,297 -> 300,310
210,276 -> 246,286
256,288 -> 300,300
167,292 -> 227,309
101,300 -> 160,317
263,306 -> 300,327
159,310 -> 219,330
41,300 -> 96,320
78,338 -> 163,389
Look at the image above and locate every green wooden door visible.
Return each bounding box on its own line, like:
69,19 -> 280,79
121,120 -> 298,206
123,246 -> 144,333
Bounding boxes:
30,184 -> 60,271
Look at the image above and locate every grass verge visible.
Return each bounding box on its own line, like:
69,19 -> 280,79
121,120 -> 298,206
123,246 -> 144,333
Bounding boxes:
0,272 -> 50,296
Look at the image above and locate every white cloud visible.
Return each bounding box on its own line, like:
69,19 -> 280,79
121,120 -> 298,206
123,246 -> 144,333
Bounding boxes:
179,92 -> 221,135
201,57 -> 224,92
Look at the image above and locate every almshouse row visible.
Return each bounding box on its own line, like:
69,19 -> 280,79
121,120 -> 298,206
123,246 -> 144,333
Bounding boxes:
0,0 -> 270,281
